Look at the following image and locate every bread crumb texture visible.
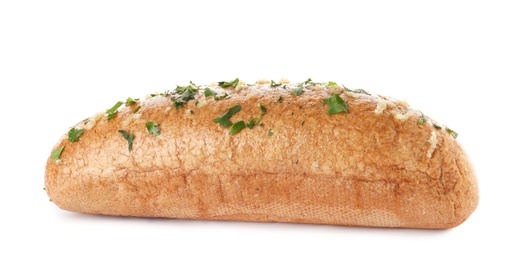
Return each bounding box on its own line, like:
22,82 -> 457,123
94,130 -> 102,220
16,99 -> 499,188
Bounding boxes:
45,79 -> 478,229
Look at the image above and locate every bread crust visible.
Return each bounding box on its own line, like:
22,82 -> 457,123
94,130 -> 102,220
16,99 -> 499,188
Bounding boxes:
45,81 -> 478,228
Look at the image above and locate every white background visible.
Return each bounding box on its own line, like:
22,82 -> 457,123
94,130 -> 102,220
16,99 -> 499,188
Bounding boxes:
1,0 -> 510,259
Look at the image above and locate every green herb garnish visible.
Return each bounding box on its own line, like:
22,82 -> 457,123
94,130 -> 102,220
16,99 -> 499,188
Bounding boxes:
172,91 -> 196,109
277,96 -> 283,103
446,127 -> 458,139
204,88 -> 217,97
291,78 -> 314,96
323,94 -> 349,114
291,85 -> 304,96
213,104 -> 242,127
218,78 -> 239,88
106,101 -> 123,120
270,80 -> 282,88
328,81 -> 337,87
418,114 -> 428,125
133,105 -> 141,113
344,86 -> 370,95
213,117 -> 233,128
259,102 -> 267,115
51,146 -> 65,162
267,129 -> 274,136
67,128 -> 84,142
118,130 -> 134,152
125,97 -> 139,105
433,123 -> 443,129
214,93 -> 229,100
246,116 -> 261,129
174,81 -> 198,93
304,78 -> 314,85
146,122 -> 161,136
354,89 -> 370,94
170,81 -> 199,109
229,121 -> 246,135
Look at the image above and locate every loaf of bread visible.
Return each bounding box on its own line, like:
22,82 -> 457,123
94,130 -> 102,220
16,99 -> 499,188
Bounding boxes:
44,78 -> 478,228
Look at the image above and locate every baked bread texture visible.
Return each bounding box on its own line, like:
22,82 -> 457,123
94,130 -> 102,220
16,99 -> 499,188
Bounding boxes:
44,78 -> 479,228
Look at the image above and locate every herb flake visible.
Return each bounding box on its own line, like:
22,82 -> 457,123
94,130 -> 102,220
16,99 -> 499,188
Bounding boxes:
446,127 -> 458,139
270,80 -> 282,88
267,129 -> 274,136
229,121 -> 246,135
133,105 -> 141,113
291,85 -> 304,96
213,104 -> 242,127
125,97 -> 139,105
146,122 -> 161,136
259,102 -> 267,115
246,116 -> 261,129
204,88 -> 217,97
51,146 -> 65,162
118,130 -> 134,152
344,86 -> 370,95
304,78 -> 314,85
67,128 -> 84,142
106,101 -> 123,120
218,78 -> 239,88
418,114 -> 428,125
170,82 -> 199,109
214,93 -> 229,100
323,94 -> 349,114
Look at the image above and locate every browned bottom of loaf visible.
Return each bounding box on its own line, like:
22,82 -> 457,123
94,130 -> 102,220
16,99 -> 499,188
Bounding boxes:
48,168 -> 476,229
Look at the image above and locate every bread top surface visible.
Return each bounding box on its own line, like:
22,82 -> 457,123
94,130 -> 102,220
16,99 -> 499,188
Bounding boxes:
47,79 -> 465,183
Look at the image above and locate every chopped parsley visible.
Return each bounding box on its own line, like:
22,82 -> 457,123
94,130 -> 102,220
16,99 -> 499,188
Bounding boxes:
118,130 -> 134,152
146,122 -> 161,136
106,101 -> 123,120
170,82 -> 198,109
229,121 -> 246,135
291,78 -> 315,96
259,102 -> 267,115
218,78 -> 239,88
214,93 -> 229,100
67,128 -> 84,142
133,105 -> 141,113
204,88 -> 217,97
213,104 -> 242,127
303,78 -> 314,85
446,127 -> 458,139
354,89 -> 370,94
246,116 -> 261,129
277,96 -> 283,103
418,114 -> 428,125
291,84 -> 304,96
323,94 -> 349,114
270,80 -> 282,88
344,86 -> 370,95
51,146 -> 65,162
125,97 -> 139,105
267,129 -> 274,136
328,81 -> 337,87
433,123 -> 443,129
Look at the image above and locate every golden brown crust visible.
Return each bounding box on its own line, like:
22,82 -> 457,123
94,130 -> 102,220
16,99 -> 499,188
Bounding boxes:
44,81 -> 478,228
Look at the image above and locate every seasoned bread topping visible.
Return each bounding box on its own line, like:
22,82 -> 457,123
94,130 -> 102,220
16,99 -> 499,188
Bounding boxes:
51,78 -> 458,160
